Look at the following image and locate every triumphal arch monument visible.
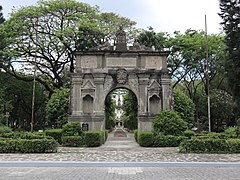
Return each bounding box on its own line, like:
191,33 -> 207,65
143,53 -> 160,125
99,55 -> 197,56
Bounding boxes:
69,29 -> 172,132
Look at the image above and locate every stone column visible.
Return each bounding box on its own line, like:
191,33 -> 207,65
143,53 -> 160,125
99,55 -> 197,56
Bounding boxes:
71,74 -> 83,115
138,74 -> 150,131
161,70 -> 171,110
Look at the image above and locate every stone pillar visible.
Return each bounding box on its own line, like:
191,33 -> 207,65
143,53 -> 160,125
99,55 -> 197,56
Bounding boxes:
93,73 -> 105,131
138,74 -> 150,131
161,70 -> 171,110
71,74 -> 83,115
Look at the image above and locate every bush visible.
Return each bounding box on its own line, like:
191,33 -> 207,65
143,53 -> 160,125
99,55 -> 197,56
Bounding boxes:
183,130 -> 195,139
85,131 -> 103,147
62,122 -> 82,136
224,127 -> 237,138
0,132 -> 53,140
0,138 -> 58,153
179,138 -> 229,153
153,135 -> 186,147
134,130 -> 138,142
227,139 -> 240,153
61,136 -> 85,147
138,131 -> 154,147
45,129 -> 63,144
153,110 -> 188,136
0,125 -> 12,134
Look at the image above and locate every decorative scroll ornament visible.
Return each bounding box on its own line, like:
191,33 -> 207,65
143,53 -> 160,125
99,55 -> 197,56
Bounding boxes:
117,69 -> 128,84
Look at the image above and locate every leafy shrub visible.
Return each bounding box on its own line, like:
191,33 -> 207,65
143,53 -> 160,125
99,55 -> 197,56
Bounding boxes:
62,122 -> 82,136
138,131 -> 154,147
61,136 -> 85,147
183,130 -> 195,139
0,125 -> 12,134
0,132 -> 53,140
45,129 -> 63,144
85,131 -> 103,147
227,139 -> 240,153
224,127 -> 237,138
153,110 -> 188,136
134,130 -> 138,142
0,138 -> 58,153
179,138 -> 228,153
153,135 -> 186,147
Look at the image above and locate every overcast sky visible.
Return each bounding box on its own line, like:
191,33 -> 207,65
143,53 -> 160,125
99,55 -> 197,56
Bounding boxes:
0,0 -> 222,34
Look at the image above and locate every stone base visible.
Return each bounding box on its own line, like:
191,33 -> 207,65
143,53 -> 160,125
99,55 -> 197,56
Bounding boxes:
68,115 -> 105,131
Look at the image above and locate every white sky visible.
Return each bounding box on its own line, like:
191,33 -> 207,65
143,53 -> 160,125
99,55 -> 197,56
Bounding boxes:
0,0 -> 222,34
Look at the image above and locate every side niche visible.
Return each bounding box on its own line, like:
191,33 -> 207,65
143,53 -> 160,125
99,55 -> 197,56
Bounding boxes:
149,95 -> 161,114
83,95 -> 93,114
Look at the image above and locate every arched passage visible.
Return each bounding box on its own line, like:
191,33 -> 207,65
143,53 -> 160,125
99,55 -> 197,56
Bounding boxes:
105,88 -> 138,131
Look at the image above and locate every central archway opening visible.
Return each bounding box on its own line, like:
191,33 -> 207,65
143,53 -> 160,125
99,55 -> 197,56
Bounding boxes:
105,88 -> 138,132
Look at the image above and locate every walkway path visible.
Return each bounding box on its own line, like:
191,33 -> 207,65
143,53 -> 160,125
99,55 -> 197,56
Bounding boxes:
0,129 -> 240,162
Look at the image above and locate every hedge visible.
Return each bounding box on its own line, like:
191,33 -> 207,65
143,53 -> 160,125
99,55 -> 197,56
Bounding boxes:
134,130 -> 138,142
138,131 -> 154,147
45,129 -> 63,144
0,132 -> 53,140
62,122 -> 82,136
153,135 -> 186,147
179,138 -> 240,153
0,138 -> 58,153
85,131 -> 103,147
61,136 -> 85,147
0,126 -> 12,134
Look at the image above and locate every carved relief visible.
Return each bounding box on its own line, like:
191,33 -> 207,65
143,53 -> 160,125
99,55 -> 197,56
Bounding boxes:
104,75 -> 113,95
116,69 -> 128,84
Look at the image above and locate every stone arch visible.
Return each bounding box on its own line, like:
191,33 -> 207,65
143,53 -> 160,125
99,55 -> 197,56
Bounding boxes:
69,29 -> 172,132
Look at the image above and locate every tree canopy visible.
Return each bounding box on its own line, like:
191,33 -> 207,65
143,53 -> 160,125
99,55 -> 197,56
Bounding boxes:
219,0 -> 240,109
0,0 -> 136,95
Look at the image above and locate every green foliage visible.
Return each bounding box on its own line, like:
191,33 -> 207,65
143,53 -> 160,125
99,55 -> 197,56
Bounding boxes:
46,88 -> 69,128
224,127 -> 237,138
0,72 -> 46,130
0,132 -> 53,140
1,0 -> 136,94
85,131 -> 103,147
183,130 -> 195,139
0,125 -> 12,134
138,131 -> 154,147
45,129 -> 63,144
105,92 -> 116,130
173,89 -> 195,127
122,90 -> 138,130
179,138 -> 240,153
137,27 -> 168,51
61,136 -> 85,147
62,122 -> 82,136
219,0 -> 240,108
134,130 -> 138,142
105,130 -> 108,141
153,110 -> 188,136
153,135 -> 186,147
0,138 -> 58,153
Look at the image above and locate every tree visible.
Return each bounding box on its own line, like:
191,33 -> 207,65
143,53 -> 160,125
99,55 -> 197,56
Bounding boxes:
173,89 -> 195,128
105,92 -> 116,130
45,87 -> 69,128
0,71 -> 46,130
0,5 -> 5,65
122,90 -> 138,130
219,0 -> 240,110
0,0 -> 136,95
0,5 -> 4,24
137,27 -> 169,51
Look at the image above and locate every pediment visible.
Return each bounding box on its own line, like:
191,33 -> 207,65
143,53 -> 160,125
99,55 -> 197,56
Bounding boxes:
148,80 -> 161,89
82,80 -> 95,89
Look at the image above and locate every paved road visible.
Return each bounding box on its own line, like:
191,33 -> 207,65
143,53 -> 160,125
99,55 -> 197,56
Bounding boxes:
1,129 -> 240,179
